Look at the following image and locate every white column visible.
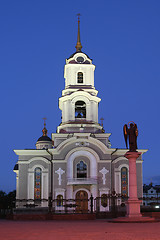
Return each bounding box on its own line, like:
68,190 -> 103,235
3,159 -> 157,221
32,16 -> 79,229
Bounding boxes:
95,102 -> 98,122
90,185 -> 97,199
86,102 -> 91,121
63,101 -> 67,122
67,100 -> 72,121
91,67 -> 94,86
91,101 -> 98,122
42,173 -> 48,207
16,173 -> 19,200
66,185 -> 73,199
115,172 -> 120,194
28,172 -> 34,200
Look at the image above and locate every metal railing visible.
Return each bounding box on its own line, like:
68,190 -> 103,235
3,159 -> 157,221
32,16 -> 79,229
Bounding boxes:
2,194 -> 160,219
15,193 -> 128,215
15,197 -> 93,214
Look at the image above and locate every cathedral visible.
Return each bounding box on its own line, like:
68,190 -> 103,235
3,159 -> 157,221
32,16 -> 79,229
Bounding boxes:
14,19 -> 147,212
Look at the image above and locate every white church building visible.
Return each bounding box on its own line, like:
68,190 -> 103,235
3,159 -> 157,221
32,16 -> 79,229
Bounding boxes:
14,19 -> 147,212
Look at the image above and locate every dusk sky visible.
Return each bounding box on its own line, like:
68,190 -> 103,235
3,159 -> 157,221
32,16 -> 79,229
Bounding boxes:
0,0 -> 160,193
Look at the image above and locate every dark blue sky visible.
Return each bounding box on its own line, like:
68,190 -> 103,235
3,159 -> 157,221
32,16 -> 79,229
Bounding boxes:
0,0 -> 160,193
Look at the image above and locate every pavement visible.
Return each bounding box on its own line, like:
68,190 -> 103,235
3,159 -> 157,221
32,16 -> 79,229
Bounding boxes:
0,219 -> 160,240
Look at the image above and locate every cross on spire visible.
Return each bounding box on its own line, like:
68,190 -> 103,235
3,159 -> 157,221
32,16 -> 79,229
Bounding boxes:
77,13 -> 81,21
42,117 -> 47,136
100,117 -> 104,127
43,117 -> 47,127
75,13 -> 82,52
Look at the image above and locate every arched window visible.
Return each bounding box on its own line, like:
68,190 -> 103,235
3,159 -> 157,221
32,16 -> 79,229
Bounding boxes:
121,167 -> 128,197
34,167 -> 42,200
75,101 -> 86,118
101,194 -> 108,207
77,161 -> 87,178
56,195 -> 63,207
77,72 -> 83,83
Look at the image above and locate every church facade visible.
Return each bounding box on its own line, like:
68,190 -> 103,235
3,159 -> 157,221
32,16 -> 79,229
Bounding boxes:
14,20 -> 147,212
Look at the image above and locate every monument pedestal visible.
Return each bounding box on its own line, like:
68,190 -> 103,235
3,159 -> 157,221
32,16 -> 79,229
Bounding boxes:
125,151 -> 142,218
109,151 -> 155,223
126,199 -> 142,218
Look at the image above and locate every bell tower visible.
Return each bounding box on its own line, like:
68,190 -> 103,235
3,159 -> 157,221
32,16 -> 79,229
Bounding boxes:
57,16 -> 102,134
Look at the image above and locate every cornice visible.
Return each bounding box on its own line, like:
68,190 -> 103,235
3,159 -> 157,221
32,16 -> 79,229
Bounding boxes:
59,91 -> 101,104
111,149 -> 148,156
14,149 -> 51,156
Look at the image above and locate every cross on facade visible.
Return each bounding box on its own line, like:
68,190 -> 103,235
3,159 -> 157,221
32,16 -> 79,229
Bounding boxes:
99,167 -> 109,185
55,168 -> 65,186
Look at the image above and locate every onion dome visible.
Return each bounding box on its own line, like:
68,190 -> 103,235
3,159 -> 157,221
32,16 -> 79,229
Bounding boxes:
37,126 -> 52,142
36,118 -> 53,149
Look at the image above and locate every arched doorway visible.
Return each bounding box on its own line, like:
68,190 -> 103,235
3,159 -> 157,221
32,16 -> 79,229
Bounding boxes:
75,190 -> 88,213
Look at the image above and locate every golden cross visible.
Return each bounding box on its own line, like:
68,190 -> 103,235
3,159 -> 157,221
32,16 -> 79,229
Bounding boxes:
43,117 -> 47,127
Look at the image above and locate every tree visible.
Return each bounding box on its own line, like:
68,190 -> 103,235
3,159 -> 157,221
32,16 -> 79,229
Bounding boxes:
0,190 -> 16,210
0,191 -> 7,209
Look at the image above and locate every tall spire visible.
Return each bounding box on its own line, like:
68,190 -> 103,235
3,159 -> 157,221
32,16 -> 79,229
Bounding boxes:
75,13 -> 82,52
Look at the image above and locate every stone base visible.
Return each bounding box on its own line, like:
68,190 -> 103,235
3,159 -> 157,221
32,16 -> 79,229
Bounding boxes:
126,199 -> 142,218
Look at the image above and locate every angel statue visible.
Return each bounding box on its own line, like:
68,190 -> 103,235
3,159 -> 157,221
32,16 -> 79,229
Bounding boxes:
123,122 -> 138,152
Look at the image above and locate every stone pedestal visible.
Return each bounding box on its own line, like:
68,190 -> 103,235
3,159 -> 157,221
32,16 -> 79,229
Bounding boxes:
109,151 -> 156,223
125,151 -> 142,218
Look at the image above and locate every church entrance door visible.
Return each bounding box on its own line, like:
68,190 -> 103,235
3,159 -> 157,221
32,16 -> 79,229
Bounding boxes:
75,190 -> 88,213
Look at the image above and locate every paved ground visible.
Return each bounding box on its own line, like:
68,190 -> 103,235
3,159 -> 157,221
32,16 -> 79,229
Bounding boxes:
0,219 -> 160,240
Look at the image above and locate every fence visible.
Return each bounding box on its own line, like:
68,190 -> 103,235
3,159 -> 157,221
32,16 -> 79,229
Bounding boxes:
14,192 -> 128,215
2,194 -> 160,219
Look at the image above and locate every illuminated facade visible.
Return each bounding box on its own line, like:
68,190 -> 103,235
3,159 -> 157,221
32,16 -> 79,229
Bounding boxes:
13,19 -> 146,211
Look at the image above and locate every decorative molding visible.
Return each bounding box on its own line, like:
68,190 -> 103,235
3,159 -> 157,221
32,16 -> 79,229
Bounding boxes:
66,148 -> 99,179
114,164 -> 129,172
28,164 -> 48,172
53,136 -> 116,155
75,142 -> 89,147
99,187 -> 110,191
112,156 -> 128,164
73,188 -> 91,199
